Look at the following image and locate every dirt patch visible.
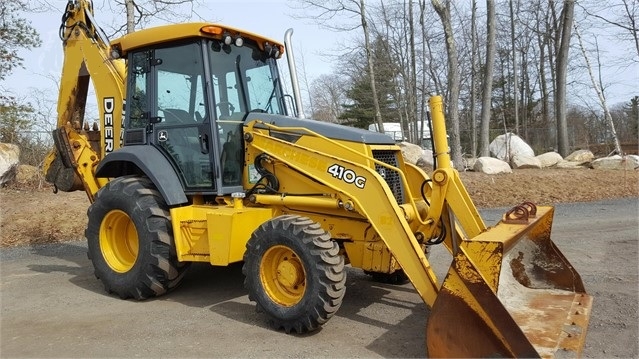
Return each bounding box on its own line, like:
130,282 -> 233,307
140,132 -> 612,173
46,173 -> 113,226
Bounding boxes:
1,168 -> 637,248
458,168 -> 638,208
0,189 -> 88,247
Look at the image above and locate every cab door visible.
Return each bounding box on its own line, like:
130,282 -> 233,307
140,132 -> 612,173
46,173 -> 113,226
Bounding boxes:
127,41 -> 216,193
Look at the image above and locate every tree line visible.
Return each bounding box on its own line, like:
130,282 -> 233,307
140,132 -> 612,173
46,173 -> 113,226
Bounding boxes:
298,0 -> 638,167
1,0 -> 637,170
0,0 -> 198,167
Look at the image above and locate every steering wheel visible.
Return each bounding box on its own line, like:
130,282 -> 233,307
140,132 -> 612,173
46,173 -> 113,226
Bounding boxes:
216,101 -> 235,115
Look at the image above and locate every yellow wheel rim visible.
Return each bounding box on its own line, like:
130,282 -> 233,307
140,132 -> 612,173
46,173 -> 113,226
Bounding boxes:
260,245 -> 306,307
99,210 -> 139,273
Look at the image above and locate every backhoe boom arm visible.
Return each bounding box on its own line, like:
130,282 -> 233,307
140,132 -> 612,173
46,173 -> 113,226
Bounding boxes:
44,0 -> 126,201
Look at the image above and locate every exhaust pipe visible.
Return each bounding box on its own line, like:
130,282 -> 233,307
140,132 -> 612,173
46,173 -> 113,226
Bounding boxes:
284,28 -> 304,119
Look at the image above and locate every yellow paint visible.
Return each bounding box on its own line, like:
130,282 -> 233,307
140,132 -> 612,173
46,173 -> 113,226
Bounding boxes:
99,209 -> 138,273
171,204 -> 273,265
260,245 -> 307,306
111,22 -> 284,57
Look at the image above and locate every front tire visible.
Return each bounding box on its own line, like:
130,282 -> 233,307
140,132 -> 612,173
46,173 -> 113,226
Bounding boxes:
85,176 -> 189,300
243,215 -> 346,333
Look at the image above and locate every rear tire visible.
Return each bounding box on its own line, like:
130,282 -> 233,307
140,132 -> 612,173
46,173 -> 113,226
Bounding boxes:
85,176 -> 189,300
243,215 -> 346,333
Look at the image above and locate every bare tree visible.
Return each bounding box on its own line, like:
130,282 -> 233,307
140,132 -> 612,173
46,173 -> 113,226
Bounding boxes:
309,74 -> 348,123
555,0 -> 575,157
294,0 -> 385,132
96,0 -> 199,35
573,23 -> 622,155
431,0 -> 462,168
578,0 -> 639,60
479,0 -> 496,157
509,0 -> 520,134
359,0 -> 385,133
469,0 -> 479,157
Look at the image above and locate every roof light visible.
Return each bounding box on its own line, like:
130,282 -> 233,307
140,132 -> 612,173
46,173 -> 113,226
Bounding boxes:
223,32 -> 233,46
264,42 -> 282,58
200,25 -> 223,36
234,36 -> 244,47
110,47 -> 121,59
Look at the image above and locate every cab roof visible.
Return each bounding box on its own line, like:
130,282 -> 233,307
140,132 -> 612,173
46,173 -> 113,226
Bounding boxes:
110,22 -> 284,57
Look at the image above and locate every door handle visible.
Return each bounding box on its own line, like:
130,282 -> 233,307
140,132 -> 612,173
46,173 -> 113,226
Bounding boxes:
198,133 -> 209,154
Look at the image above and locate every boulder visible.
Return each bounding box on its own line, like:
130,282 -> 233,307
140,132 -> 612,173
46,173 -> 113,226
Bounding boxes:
555,160 -> 587,169
0,143 -> 20,186
536,152 -> 563,168
512,155 -> 542,169
489,133 -> 535,161
565,149 -> 594,164
464,157 -> 478,171
416,149 -> 434,168
399,141 -> 424,165
15,165 -> 40,184
473,157 -> 512,174
591,155 -> 639,170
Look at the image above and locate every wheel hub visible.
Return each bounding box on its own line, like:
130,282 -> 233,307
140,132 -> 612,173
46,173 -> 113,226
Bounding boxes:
260,245 -> 306,306
99,209 -> 139,273
277,259 -> 303,288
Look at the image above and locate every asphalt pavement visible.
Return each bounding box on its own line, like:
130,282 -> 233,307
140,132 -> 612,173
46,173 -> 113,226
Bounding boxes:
1,198 -> 637,358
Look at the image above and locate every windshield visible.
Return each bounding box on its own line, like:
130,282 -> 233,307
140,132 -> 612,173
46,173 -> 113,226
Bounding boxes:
207,39 -> 285,120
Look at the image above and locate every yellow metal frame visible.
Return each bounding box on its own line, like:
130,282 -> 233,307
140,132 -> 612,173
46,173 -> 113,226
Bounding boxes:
43,0 -> 125,201
244,119 -> 442,305
239,96 -> 591,357
111,22 -> 284,57
170,202 -> 274,265
46,2 -> 591,354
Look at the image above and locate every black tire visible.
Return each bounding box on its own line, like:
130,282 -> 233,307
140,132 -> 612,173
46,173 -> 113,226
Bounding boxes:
85,176 -> 189,300
243,215 -> 346,333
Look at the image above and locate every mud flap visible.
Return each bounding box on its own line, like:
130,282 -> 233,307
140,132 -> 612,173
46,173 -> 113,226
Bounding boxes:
426,206 -> 593,358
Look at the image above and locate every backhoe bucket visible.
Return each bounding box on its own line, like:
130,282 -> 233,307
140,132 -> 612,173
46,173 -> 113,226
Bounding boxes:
426,205 -> 593,358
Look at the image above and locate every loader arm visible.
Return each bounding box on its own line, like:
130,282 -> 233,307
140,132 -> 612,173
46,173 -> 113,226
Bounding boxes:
43,0 -> 126,201
244,95 -> 592,357
423,96 -> 592,357
244,120 -> 442,307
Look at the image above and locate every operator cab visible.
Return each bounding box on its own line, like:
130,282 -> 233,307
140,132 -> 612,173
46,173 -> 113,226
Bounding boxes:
119,24 -> 287,196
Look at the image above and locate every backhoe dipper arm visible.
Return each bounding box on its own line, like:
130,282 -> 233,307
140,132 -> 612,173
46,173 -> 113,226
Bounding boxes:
43,0 -> 126,201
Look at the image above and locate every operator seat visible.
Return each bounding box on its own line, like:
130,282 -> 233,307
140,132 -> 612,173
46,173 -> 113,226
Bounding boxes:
162,108 -> 192,124
158,108 -> 210,187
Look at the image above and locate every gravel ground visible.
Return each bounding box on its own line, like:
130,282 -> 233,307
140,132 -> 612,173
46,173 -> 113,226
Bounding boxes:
1,198 -> 637,358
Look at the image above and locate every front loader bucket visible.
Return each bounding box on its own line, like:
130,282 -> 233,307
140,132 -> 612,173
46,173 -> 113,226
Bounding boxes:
426,205 -> 593,358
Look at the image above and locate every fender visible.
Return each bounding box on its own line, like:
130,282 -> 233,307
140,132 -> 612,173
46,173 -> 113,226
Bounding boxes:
95,146 -> 188,206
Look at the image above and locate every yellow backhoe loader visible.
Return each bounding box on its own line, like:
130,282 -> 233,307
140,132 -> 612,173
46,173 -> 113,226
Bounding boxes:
44,1 -> 592,357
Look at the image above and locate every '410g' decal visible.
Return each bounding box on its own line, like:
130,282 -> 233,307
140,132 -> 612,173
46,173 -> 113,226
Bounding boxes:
327,164 -> 367,189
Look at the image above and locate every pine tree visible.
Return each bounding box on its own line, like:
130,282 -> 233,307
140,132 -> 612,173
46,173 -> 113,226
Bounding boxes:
0,0 -> 41,82
340,37 -> 398,129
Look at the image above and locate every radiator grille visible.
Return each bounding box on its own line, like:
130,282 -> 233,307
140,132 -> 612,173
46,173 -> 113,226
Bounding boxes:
372,150 -> 404,204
